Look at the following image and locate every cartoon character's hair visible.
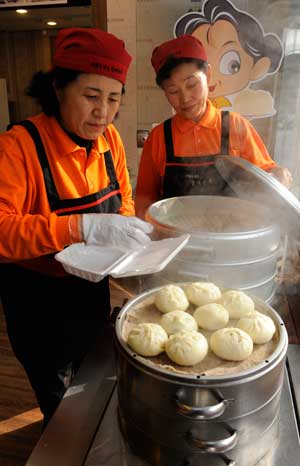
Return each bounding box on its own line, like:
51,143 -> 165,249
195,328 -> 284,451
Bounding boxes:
174,0 -> 283,73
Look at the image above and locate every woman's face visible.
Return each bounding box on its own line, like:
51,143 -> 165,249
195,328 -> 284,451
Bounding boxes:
56,73 -> 123,139
162,62 -> 211,122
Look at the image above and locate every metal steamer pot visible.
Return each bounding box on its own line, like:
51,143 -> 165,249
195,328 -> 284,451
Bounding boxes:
114,287 -> 288,466
144,196 -> 282,303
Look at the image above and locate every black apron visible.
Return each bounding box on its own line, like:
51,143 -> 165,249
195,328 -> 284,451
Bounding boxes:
0,120 -> 122,425
19,119 -> 122,215
162,111 -> 233,198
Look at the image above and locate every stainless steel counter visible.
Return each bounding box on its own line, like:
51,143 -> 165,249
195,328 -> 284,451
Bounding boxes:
25,326 -> 300,466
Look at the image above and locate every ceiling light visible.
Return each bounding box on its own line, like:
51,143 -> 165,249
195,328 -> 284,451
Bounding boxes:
47,21 -> 57,26
16,9 -> 28,14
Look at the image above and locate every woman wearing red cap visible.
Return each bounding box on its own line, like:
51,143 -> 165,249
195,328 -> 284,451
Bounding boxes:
0,27 -> 152,427
135,35 -> 291,218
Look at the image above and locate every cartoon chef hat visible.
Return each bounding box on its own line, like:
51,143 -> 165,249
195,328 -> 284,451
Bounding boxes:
151,35 -> 207,75
53,27 -> 132,85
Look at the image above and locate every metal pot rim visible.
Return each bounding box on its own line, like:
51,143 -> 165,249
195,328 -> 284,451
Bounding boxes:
115,284 -> 288,384
145,195 -> 278,237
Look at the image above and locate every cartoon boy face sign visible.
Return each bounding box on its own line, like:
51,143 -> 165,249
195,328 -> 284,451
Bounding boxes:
174,0 -> 284,118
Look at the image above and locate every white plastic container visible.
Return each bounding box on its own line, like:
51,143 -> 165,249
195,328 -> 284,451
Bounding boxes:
55,234 -> 190,282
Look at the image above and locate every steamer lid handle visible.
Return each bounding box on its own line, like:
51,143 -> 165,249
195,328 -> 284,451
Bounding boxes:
178,270 -> 209,280
185,243 -> 215,258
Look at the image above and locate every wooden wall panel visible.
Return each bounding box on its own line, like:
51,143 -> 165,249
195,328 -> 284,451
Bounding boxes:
91,0 -> 107,31
136,0 -> 193,131
106,0 -> 138,183
0,32 -> 17,102
33,30 -> 52,73
0,79 -> 10,133
12,32 -> 40,120
0,30 -> 53,122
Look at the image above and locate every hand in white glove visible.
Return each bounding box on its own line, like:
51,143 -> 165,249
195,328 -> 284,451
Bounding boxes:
82,214 -> 153,251
267,166 -> 293,189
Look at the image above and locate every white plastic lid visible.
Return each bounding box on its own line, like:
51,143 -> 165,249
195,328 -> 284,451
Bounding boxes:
55,234 -> 190,282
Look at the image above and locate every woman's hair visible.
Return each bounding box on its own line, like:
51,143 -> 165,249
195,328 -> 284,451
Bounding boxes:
26,68 -> 81,117
27,67 -> 125,117
156,57 -> 208,87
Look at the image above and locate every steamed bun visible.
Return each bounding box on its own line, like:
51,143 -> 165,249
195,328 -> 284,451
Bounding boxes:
210,327 -> 253,361
154,284 -> 189,313
185,282 -> 221,306
127,323 -> 168,356
219,290 -> 255,319
160,310 -> 198,335
165,330 -> 208,366
237,313 -> 276,344
193,303 -> 229,331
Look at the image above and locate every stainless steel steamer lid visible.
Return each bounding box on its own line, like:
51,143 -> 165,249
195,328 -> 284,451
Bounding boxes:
115,284 -> 288,384
215,155 -> 300,233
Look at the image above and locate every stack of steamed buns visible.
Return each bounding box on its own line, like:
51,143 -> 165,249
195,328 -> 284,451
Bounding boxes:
126,283 -> 276,367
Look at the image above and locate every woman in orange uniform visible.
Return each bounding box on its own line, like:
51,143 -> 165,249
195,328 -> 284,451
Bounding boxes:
135,35 -> 292,219
0,27 -> 152,427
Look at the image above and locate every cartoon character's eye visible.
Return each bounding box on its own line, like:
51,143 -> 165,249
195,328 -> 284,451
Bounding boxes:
219,51 -> 241,75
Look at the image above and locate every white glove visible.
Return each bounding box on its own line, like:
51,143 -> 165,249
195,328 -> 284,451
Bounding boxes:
267,166 -> 293,189
82,214 -> 153,251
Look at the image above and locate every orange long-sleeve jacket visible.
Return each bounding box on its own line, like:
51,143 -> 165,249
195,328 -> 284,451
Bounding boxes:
0,113 -> 134,261
135,100 -> 276,219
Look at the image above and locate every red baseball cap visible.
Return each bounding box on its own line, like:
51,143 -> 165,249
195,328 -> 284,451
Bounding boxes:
53,27 -> 132,85
151,35 -> 207,75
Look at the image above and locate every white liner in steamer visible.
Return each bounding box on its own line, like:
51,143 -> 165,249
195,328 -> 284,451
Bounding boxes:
117,285 -> 286,379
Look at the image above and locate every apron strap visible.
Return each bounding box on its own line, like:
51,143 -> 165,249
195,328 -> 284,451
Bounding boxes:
103,147 -> 118,184
220,110 -> 230,155
16,120 -> 60,203
164,111 -> 230,161
163,118 -> 174,163
15,120 -> 120,211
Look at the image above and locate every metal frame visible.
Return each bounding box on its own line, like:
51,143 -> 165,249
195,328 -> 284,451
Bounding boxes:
25,324 -> 116,466
25,335 -> 300,466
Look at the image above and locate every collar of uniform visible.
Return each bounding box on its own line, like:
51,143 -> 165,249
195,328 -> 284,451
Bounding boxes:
31,114 -> 110,157
94,131 -> 110,153
29,114 -> 84,157
173,99 -> 218,133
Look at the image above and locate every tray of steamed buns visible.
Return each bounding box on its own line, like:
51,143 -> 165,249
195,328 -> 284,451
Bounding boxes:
121,282 -> 279,376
